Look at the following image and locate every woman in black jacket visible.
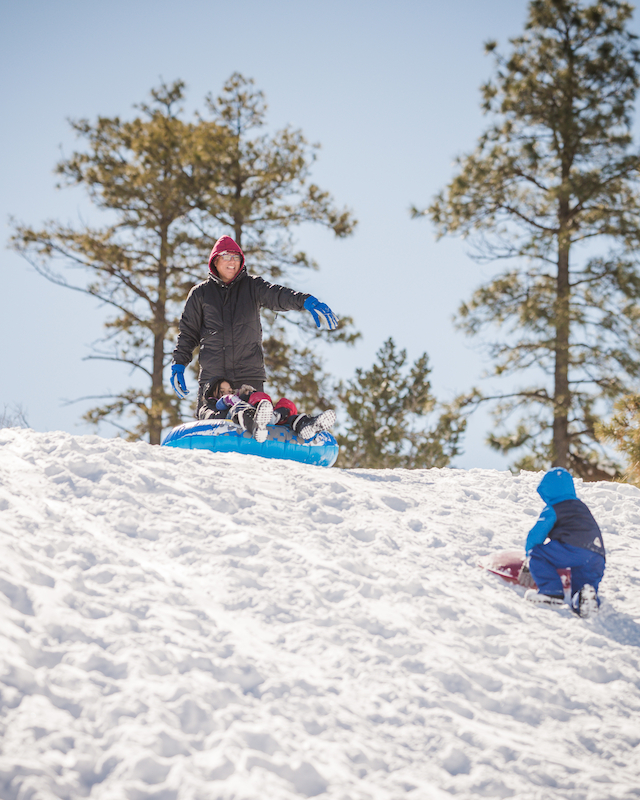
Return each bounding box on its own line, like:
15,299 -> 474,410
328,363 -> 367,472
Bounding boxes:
170,235 -> 338,413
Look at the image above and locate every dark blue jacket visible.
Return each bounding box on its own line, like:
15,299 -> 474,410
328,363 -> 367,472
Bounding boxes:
525,468 -> 605,558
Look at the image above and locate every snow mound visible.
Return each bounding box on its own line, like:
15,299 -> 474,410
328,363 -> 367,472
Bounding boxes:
1,428 -> 639,800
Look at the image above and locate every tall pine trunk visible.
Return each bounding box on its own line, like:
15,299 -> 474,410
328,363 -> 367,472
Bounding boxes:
149,226 -> 169,445
553,240 -> 571,467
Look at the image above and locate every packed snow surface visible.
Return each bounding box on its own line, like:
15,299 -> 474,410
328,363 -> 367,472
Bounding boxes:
1,429 -> 640,800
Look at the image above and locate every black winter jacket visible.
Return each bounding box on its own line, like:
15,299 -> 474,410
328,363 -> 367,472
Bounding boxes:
172,268 -> 309,385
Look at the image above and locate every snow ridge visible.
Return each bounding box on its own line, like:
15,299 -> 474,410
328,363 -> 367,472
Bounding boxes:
0,429 -> 639,800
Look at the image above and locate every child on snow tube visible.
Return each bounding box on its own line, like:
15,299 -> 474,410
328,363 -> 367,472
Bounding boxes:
198,378 -> 336,444
523,467 -> 605,617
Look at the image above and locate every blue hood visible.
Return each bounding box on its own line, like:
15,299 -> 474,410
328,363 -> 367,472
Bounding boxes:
537,467 -> 576,505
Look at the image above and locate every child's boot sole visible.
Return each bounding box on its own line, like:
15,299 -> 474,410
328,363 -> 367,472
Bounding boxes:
524,589 -> 565,608
300,409 -> 336,440
253,400 -> 273,443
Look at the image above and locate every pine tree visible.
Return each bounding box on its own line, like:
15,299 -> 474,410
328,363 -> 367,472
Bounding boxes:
418,0 -> 640,478
11,81 -> 220,444
336,338 -> 467,469
12,76 -> 357,440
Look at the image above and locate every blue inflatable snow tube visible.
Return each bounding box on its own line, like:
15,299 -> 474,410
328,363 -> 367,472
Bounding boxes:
161,419 -> 339,468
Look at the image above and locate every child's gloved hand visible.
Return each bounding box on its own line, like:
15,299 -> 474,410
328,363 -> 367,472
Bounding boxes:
236,384 -> 257,401
216,394 -> 240,411
517,557 -> 536,589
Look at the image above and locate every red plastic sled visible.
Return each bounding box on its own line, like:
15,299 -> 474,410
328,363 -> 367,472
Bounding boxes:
481,550 -> 571,591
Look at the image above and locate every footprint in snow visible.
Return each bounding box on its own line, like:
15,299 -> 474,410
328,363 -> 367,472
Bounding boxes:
380,495 -> 411,512
350,529 -> 376,543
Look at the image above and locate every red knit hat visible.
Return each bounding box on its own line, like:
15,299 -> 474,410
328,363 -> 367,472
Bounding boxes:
274,397 -> 298,415
208,235 -> 245,275
249,391 -> 272,405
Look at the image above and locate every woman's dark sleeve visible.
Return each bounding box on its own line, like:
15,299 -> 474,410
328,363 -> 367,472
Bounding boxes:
251,276 -> 310,312
172,287 -> 203,365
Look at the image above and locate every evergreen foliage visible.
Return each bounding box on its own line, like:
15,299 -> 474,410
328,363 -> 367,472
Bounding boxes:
12,76 -> 356,441
262,324 -> 335,413
12,81 -> 211,444
418,0 -> 640,478
336,338 -> 467,469
596,394 -> 640,484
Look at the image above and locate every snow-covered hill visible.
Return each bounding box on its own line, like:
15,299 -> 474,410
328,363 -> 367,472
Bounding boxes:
1,429 -> 639,800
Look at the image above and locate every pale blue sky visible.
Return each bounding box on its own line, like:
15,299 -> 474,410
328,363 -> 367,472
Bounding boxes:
3,0 -> 629,468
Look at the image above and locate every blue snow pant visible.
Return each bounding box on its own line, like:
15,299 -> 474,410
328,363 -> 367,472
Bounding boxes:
529,541 -> 605,598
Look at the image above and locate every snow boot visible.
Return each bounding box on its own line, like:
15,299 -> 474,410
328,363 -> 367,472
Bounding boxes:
230,399 -> 273,443
524,589 -> 565,608
571,584 -> 599,618
251,398 -> 274,443
292,409 -> 336,441
229,400 -> 253,432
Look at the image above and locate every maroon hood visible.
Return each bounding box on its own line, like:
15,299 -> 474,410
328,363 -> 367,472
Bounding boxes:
208,235 -> 245,277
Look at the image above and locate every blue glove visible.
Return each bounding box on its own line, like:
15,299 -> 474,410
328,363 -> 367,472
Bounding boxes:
170,364 -> 189,399
304,296 -> 339,330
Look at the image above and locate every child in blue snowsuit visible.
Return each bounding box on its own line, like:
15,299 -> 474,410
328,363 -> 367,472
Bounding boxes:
525,467 -> 605,617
